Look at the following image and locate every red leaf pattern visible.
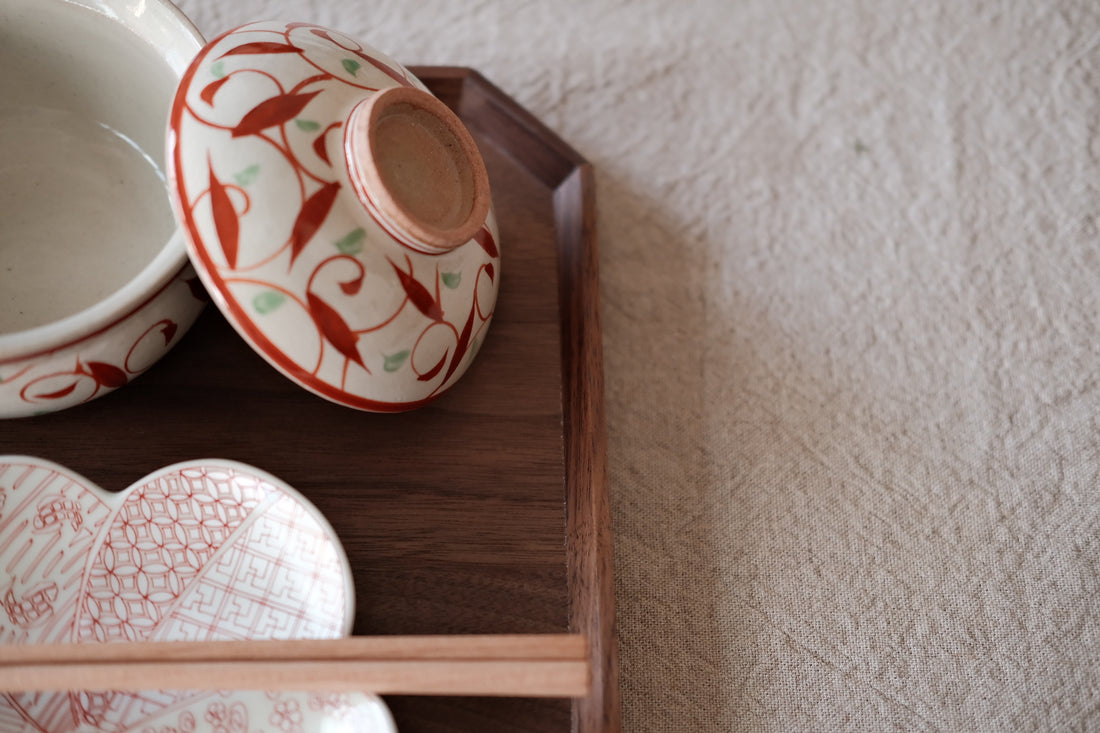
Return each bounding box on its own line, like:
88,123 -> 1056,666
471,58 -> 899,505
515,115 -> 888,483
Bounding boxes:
159,321 -> 179,346
352,47 -> 412,87
308,29 -> 411,87
340,273 -> 364,296
307,292 -> 366,369
417,350 -> 449,382
85,362 -> 128,389
199,76 -> 231,106
185,277 -> 209,302
290,182 -> 341,265
474,227 -> 499,258
313,122 -> 342,165
232,90 -> 322,138
440,305 -> 476,386
208,165 -> 239,269
219,42 -> 301,57
389,259 -> 443,322
34,381 -> 79,401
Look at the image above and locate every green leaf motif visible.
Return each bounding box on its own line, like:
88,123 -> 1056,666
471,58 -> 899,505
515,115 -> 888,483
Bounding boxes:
295,118 -> 322,132
342,58 -> 361,76
441,272 -> 462,289
234,164 -> 260,187
253,291 -> 286,314
384,350 -> 410,372
211,61 -> 225,78
334,228 -> 366,255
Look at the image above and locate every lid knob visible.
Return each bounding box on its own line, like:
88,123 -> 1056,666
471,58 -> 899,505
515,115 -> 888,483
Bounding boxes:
344,86 -> 490,254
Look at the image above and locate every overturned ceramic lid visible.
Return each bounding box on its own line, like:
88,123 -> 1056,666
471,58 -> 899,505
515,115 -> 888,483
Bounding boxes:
168,22 -> 500,412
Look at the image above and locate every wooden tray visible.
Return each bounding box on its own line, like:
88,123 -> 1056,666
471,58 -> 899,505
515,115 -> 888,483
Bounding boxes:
0,67 -> 618,733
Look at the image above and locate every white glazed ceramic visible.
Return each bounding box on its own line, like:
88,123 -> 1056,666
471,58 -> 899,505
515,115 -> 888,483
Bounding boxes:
170,22 -> 501,412
0,0 -> 208,419
0,456 -> 396,733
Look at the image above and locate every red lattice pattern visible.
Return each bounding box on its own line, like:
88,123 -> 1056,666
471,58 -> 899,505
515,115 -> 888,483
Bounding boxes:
77,469 -> 267,645
0,460 -> 352,733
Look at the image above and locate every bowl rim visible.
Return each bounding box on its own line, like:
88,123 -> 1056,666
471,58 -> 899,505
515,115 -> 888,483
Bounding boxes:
0,0 -> 204,364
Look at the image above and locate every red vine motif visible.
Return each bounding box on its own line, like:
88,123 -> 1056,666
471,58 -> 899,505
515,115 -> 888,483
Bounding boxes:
305,27 -> 413,88
1,266 -> 206,417
290,181 -> 341,264
390,255 -> 444,322
208,164 -> 240,268
313,122 -> 342,164
200,75 -> 231,105
222,41 -> 302,57
475,227 -> 500,258
232,90 -> 321,138
171,22 -> 501,410
414,338 -> 449,383
17,318 -> 181,406
306,291 -> 366,371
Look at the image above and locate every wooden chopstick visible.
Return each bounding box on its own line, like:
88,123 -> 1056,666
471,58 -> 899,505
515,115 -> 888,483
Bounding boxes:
0,634 -> 589,698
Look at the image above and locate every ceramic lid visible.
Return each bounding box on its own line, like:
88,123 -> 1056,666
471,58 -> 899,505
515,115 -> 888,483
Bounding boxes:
168,22 -> 500,412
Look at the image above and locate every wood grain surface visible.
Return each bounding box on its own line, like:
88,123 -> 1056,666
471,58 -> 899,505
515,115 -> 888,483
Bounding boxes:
0,68 -> 617,733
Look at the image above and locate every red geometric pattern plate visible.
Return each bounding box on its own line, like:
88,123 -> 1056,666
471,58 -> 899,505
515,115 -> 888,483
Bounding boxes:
0,456 -> 395,733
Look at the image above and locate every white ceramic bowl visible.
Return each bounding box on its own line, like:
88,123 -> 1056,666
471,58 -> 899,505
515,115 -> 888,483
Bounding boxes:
0,0 -> 208,418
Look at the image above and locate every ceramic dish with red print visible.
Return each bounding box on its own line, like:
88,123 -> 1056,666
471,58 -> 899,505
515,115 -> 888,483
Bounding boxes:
1,0 -> 502,419
0,456 -> 396,733
168,21 -> 501,412
0,0 -> 209,419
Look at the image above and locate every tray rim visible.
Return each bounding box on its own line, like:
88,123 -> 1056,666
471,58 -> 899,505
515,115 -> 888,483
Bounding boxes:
410,66 -> 620,733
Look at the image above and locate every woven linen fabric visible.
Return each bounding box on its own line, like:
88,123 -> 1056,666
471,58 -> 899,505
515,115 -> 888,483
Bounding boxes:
177,1 -> 1100,729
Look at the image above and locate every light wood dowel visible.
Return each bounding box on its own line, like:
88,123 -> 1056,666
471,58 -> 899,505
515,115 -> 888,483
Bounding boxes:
0,635 -> 589,698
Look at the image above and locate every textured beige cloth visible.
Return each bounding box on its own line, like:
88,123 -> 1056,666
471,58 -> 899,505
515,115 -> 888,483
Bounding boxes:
179,1 -> 1100,729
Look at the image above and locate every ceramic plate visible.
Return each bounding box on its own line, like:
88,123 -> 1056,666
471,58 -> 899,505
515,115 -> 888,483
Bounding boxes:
0,456 -> 396,733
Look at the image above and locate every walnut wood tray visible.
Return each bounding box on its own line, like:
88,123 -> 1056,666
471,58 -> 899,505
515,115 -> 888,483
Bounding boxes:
0,67 -> 618,733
